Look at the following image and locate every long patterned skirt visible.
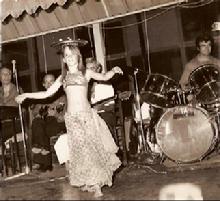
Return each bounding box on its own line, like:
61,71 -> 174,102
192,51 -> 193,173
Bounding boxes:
64,108 -> 121,188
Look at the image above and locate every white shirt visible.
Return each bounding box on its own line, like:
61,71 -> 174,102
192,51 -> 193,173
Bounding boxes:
135,102 -> 151,122
91,83 -> 115,105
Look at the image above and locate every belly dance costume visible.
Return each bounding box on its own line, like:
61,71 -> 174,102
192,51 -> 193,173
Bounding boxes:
63,72 -> 121,189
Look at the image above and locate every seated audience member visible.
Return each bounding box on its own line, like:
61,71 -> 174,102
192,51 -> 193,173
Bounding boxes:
86,57 -> 116,139
30,74 -> 66,172
0,67 -> 23,142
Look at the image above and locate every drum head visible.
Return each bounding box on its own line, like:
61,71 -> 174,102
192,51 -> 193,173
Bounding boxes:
189,64 -> 220,83
189,64 -> 220,103
156,106 -> 216,163
195,81 -> 220,104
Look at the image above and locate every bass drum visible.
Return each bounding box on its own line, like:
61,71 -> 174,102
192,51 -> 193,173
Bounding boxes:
155,106 -> 218,163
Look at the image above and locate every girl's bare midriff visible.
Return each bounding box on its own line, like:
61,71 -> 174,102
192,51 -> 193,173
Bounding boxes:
65,85 -> 90,113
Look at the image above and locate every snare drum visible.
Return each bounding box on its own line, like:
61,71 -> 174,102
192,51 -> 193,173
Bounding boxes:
156,106 -> 218,163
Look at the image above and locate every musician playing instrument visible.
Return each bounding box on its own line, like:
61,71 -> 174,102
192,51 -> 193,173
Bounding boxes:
30,74 -> 66,172
179,34 -> 220,90
179,33 -> 220,153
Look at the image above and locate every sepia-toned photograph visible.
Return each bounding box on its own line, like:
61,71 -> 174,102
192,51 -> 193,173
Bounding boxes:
0,0 -> 220,200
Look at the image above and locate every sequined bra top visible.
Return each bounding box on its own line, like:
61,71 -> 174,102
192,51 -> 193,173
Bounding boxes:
63,72 -> 88,88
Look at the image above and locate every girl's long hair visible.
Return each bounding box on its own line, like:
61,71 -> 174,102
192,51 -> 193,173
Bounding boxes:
60,45 -> 86,81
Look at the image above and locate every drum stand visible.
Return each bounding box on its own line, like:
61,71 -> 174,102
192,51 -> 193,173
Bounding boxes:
132,70 -> 161,166
133,70 -> 147,153
208,102 -> 220,155
215,107 -> 220,153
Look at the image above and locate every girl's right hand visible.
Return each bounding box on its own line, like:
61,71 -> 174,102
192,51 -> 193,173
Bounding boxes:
15,93 -> 27,104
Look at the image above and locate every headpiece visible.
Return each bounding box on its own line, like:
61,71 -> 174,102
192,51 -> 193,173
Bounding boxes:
51,37 -> 88,50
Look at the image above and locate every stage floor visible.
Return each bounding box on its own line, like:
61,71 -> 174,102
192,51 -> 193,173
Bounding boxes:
1,154 -> 220,200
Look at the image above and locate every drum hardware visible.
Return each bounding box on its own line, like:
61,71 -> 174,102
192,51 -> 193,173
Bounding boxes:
201,96 -> 220,120
175,88 -> 186,105
208,97 -> 220,105
118,67 -> 163,165
168,87 -> 194,106
128,68 -> 162,166
133,69 -> 148,154
175,88 -> 183,105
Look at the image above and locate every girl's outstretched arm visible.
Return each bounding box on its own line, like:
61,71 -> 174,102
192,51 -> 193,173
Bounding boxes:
16,75 -> 63,104
86,66 -> 123,82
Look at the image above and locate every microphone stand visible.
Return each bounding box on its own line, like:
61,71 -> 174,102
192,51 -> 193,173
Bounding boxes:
133,69 -> 150,154
132,69 -> 165,170
12,60 -> 30,175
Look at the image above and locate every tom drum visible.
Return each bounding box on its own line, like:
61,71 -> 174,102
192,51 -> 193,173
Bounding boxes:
189,64 -> 220,104
141,74 -> 178,108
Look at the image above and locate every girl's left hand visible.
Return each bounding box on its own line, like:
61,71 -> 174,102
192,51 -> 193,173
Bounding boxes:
112,66 -> 123,75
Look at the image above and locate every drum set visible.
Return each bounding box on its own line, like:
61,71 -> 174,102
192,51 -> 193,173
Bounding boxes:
138,64 -> 220,164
